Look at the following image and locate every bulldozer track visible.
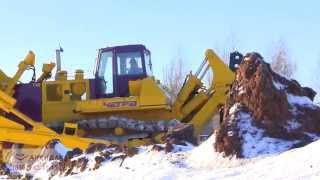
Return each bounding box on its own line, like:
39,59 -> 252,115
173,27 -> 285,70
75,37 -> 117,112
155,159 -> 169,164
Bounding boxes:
78,117 -> 183,133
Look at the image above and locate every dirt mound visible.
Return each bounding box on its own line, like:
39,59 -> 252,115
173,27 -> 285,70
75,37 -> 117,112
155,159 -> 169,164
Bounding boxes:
215,52 -> 320,158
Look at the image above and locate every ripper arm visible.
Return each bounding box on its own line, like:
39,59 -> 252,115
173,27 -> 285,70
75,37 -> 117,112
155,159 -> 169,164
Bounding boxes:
173,49 -> 235,135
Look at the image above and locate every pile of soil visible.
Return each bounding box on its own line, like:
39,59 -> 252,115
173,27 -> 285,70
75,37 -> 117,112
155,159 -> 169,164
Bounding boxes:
215,52 -> 320,158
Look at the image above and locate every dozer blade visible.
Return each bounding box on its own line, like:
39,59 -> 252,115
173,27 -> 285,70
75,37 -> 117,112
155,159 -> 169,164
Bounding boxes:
0,89 -> 111,153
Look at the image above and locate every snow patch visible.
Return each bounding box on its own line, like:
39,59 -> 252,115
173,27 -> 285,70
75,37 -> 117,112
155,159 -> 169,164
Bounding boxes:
60,138 -> 320,180
304,132 -> 320,141
287,93 -> 314,107
273,80 -> 286,90
54,142 -> 69,158
228,104 -> 299,158
229,103 -> 241,114
237,112 -> 298,158
187,135 -> 244,170
238,86 -> 245,95
285,119 -> 302,131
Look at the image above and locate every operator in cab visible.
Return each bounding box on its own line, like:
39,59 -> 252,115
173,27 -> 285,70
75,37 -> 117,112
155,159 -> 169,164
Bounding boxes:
128,58 -> 143,74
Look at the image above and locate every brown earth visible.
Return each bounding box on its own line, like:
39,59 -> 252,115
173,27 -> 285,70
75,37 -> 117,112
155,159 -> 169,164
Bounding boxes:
215,52 -> 320,157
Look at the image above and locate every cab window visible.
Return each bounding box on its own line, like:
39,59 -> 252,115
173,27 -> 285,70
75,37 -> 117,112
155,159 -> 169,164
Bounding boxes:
144,50 -> 153,76
117,52 -> 144,75
98,51 -> 114,94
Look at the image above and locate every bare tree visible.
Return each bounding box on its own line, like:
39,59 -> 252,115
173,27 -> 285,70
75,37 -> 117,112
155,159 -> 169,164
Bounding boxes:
214,29 -> 240,64
270,39 -> 296,78
162,53 -> 188,101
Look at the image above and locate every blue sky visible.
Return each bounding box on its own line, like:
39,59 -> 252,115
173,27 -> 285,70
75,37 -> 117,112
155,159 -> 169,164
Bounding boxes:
0,0 -> 319,88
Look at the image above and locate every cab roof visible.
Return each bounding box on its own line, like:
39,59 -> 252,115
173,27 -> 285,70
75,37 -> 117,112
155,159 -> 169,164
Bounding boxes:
99,44 -> 148,53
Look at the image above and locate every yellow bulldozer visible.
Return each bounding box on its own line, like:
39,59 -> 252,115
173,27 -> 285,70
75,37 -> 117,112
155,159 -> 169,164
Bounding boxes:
0,44 -> 241,159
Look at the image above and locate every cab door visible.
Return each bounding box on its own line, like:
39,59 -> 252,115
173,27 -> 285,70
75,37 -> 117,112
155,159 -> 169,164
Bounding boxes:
115,50 -> 146,97
95,50 -> 115,98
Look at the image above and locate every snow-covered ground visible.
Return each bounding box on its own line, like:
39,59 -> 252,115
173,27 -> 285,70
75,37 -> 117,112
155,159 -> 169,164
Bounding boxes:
39,134 -> 320,180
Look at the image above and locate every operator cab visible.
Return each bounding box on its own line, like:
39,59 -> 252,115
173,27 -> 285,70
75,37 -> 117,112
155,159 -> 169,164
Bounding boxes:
94,44 -> 152,98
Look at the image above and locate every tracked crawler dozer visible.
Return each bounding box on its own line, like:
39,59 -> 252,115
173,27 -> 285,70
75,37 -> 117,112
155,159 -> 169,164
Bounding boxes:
0,45 -> 241,156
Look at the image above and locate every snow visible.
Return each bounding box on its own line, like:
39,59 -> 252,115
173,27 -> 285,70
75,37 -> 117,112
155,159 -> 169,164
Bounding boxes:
59,145 -> 191,180
230,104 -> 299,158
287,93 -> 314,107
287,93 -> 319,111
315,95 -> 320,105
272,81 -> 317,109
273,80 -> 286,90
239,114 -> 299,158
10,125 -> 320,180
285,119 -> 302,131
187,135 -> 242,169
229,103 -> 241,114
54,142 -> 69,158
304,132 -> 320,141
238,86 -> 246,95
52,134 -> 320,180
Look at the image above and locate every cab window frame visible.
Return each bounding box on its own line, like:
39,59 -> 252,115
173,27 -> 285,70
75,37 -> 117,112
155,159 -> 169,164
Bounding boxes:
115,51 -> 146,76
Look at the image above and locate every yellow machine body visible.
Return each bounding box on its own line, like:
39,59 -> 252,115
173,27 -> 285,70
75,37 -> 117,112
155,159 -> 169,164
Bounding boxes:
0,46 -> 236,163
42,76 -> 173,124
40,49 -> 234,135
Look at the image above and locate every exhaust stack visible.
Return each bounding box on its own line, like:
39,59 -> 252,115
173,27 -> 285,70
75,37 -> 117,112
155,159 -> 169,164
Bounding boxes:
55,46 -> 64,80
